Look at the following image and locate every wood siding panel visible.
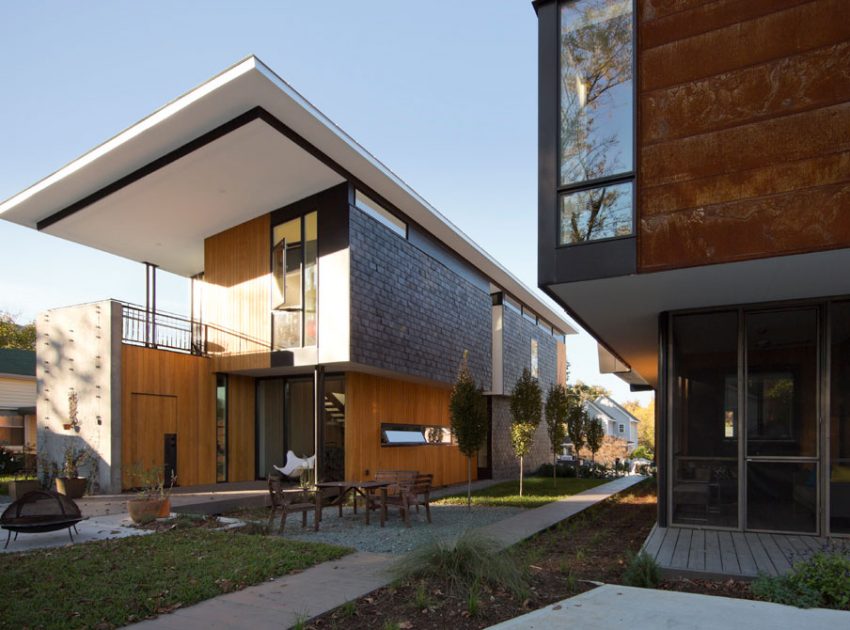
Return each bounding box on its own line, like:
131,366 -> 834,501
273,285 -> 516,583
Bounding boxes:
345,372 -> 474,488
637,0 -> 850,271
203,214 -> 271,372
227,375 -> 255,482
121,345 -> 215,489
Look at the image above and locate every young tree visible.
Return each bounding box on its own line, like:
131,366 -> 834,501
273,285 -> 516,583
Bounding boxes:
0,311 -> 36,351
449,351 -> 488,509
586,417 -> 605,469
565,389 -> 587,473
509,369 -> 543,497
544,384 -> 569,487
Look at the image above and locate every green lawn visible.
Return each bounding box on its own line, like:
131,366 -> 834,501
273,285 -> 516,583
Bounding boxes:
0,527 -> 350,629
434,476 -> 608,508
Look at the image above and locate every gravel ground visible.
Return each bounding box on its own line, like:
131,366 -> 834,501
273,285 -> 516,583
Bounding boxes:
258,503 -> 523,554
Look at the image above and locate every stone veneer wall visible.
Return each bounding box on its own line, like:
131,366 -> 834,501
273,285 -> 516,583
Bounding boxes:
349,206 -> 492,388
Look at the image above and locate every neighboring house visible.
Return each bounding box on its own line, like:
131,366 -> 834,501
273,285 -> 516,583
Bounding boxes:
535,0 -> 850,540
0,348 -> 36,453
591,395 -> 639,452
0,57 -> 574,493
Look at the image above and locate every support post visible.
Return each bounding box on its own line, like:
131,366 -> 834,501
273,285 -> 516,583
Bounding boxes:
314,365 -> 325,483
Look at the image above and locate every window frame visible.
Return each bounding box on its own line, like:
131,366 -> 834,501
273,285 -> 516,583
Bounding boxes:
555,0 -> 637,249
271,210 -> 318,350
215,374 -> 228,483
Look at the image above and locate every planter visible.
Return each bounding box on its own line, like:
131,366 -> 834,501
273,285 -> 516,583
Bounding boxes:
8,479 -> 41,501
128,498 -> 169,524
55,477 -> 87,499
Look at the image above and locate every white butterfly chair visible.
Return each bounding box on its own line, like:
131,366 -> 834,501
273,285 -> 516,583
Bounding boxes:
273,450 -> 316,479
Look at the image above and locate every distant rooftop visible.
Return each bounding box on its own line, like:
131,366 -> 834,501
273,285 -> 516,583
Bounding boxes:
0,348 -> 36,377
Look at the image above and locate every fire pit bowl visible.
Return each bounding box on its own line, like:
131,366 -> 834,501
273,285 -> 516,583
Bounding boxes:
1,490 -> 84,548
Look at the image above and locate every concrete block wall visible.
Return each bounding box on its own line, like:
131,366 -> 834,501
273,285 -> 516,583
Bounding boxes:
349,206 -> 492,388
37,300 -> 122,493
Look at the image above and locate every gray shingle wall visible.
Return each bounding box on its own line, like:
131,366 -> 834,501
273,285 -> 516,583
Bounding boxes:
349,207 -> 492,388
502,305 -> 558,394
490,396 -> 553,479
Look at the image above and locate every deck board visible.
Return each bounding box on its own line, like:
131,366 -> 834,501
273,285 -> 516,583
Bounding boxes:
731,532 -> 757,576
656,527 -> 680,566
688,529 -> 705,571
743,532 -> 777,576
642,526 -> 828,578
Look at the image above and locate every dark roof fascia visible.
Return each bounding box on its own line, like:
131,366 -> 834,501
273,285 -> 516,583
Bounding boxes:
0,349 -> 36,377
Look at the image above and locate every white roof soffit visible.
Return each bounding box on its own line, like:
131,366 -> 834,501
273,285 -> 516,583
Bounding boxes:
551,247 -> 850,389
0,56 -> 574,335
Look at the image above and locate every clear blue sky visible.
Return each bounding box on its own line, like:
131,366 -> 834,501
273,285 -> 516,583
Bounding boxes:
0,1 -> 652,405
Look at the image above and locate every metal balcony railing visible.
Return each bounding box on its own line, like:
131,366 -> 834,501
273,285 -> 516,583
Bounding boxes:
120,302 -> 207,355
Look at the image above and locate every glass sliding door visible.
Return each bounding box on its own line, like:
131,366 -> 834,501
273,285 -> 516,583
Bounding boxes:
671,311 -> 739,527
256,379 -> 285,478
285,378 -> 315,460
322,376 -> 345,481
745,308 -> 819,533
830,301 -> 850,534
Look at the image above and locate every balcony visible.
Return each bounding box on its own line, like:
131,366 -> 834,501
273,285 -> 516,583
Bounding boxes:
120,302 -> 207,356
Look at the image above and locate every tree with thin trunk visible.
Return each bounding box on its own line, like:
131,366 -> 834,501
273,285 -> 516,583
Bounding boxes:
586,417 -> 605,469
565,389 -> 587,475
509,368 -> 542,497
449,351 -> 487,509
545,384 -> 569,488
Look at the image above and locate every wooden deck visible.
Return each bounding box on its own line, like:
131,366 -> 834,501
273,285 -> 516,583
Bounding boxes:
642,525 -> 850,579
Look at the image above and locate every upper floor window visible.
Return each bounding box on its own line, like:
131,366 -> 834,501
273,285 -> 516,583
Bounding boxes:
559,0 -> 634,245
354,189 -> 407,238
272,211 -> 317,349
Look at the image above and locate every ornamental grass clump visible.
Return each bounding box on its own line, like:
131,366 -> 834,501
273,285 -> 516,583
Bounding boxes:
392,531 -> 527,598
621,551 -> 660,588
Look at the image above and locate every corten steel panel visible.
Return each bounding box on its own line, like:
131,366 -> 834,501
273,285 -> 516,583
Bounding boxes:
637,0 -> 850,272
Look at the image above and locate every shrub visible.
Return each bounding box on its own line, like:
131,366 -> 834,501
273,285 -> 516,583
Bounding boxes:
536,462 -> 578,478
0,447 -> 24,475
752,552 -> 850,610
622,551 -> 660,588
392,531 -> 527,597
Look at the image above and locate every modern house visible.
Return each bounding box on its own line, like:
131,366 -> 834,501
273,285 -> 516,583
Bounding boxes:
0,348 -> 37,454
534,0 -> 850,561
0,56 -> 574,494
585,395 -> 639,453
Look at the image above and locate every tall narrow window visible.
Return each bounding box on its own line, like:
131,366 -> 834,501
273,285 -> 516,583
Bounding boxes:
559,0 -> 634,245
216,374 -> 227,482
272,211 -> 318,349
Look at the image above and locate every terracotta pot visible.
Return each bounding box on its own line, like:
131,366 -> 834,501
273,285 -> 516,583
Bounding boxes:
156,497 -> 171,518
56,477 -> 87,499
8,479 -> 40,501
128,498 -> 168,524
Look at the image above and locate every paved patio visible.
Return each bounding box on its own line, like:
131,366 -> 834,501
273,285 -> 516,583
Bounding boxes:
0,512 -> 151,554
488,584 -> 850,629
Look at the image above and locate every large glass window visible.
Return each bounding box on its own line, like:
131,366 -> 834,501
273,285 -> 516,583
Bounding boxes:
671,311 -> 739,528
830,301 -> 850,534
322,375 -> 346,481
215,375 -> 227,482
272,211 -> 317,349
559,0 -> 634,244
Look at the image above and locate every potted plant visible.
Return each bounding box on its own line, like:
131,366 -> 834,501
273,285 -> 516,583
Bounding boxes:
9,469 -> 40,500
55,446 -> 90,499
127,465 -> 175,524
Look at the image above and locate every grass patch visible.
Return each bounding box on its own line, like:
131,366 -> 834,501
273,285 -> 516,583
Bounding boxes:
434,476 -> 607,508
0,474 -> 13,495
0,528 -> 350,629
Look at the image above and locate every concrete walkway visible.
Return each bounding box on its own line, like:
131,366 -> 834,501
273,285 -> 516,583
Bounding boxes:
125,475 -> 645,629
488,584 -> 850,629
1,512 -> 152,554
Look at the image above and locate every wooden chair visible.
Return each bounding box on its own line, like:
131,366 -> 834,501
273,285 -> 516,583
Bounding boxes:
400,474 -> 433,527
367,470 -> 432,527
267,475 -> 319,534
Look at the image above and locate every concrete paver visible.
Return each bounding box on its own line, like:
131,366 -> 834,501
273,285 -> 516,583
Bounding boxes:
487,584 -> 850,629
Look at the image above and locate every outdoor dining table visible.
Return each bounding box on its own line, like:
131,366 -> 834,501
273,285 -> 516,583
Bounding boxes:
315,480 -> 390,527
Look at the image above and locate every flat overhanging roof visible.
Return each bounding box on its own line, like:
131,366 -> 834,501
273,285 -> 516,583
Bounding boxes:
550,247 -> 850,388
1,56 -> 576,336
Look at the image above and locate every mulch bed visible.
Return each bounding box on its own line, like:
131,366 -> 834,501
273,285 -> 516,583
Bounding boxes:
306,480 -> 755,629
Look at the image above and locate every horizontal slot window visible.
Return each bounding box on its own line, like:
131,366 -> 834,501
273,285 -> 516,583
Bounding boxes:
381,423 -> 453,446
354,190 -> 407,238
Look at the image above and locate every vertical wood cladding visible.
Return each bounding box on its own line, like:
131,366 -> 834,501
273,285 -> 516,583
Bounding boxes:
345,372 -> 473,487
203,214 -> 271,371
638,0 -> 850,271
121,345 -> 216,488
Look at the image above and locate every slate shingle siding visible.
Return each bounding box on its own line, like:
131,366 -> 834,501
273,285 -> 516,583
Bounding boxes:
349,207 -> 492,388
502,305 -> 558,394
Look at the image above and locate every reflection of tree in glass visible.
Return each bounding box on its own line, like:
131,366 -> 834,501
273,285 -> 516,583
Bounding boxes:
560,0 -> 632,243
563,185 -> 627,243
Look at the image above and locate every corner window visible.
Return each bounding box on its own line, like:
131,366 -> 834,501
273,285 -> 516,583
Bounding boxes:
381,423 -> 453,446
272,211 -> 317,349
354,190 -> 407,238
559,0 -> 634,245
